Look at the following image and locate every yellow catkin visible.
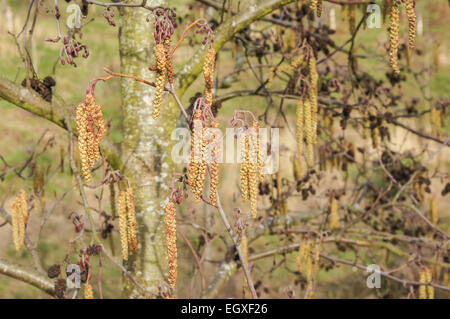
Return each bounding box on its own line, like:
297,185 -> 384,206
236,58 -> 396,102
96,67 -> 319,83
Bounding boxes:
118,191 -> 129,261
419,267 -> 434,299
165,201 -> 177,289
309,0 -> 318,12
153,43 -> 167,120
405,0 -> 416,50
248,129 -> 258,218
203,48 -> 216,107
210,121 -> 220,206
76,94 -> 106,182
304,99 -> 314,167
429,196 -> 438,225
188,110 -> 202,192
240,135 -> 250,201
296,99 -> 304,156
430,106 -> 442,140
309,55 -> 319,146
253,121 -> 263,183
425,268 -> 434,299
419,270 -> 427,299
11,189 -> 28,251
328,196 -> 340,229
126,188 -> 138,253
369,109 -> 380,149
389,2 -> 400,74
194,127 -> 208,202
296,241 -> 310,275
84,283 -> 94,299
316,0 -> 322,17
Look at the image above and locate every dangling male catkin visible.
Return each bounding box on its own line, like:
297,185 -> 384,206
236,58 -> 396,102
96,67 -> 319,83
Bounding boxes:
126,187 -> 138,252
296,99 -> 304,157
405,0 -> 416,50
209,121 -> 220,206
84,283 -> 94,299
76,95 -> 106,182
188,110 -> 203,191
429,196 -> 438,225
165,201 -> 177,289
240,135 -> 250,201
389,1 -> 400,74
11,189 -> 28,251
309,55 -> 319,146
304,99 -> 314,167
203,48 -> 216,107
152,44 -> 167,119
253,120 -> 263,182
118,191 -> 129,261
328,196 -> 340,229
248,131 -> 258,218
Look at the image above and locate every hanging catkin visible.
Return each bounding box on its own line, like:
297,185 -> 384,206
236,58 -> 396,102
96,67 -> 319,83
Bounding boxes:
429,196 -> 438,225
248,129 -> 258,218
165,201 -> 177,289
405,0 -> 416,50
304,99 -> 314,167
126,188 -> 138,252
430,106 -> 442,139
84,283 -> 94,299
152,43 -> 167,119
419,267 -> 434,299
118,191 -> 129,261
253,120 -> 263,183
209,121 -> 220,206
240,135 -> 250,201
193,127 -> 209,202
203,48 -> 216,107
389,2 -> 400,74
188,110 -> 203,192
309,55 -> 319,146
296,99 -> 304,157
316,0 -> 323,17
11,189 -> 28,251
328,195 -> 340,229
76,94 -> 106,182
310,0 -> 318,12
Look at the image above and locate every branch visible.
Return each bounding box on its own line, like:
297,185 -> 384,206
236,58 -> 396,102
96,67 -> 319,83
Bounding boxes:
0,75 -> 122,169
176,0 -> 297,97
0,257 -> 55,297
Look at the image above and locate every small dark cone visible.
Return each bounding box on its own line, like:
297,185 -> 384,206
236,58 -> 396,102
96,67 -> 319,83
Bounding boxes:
47,264 -> 61,279
55,279 -> 67,299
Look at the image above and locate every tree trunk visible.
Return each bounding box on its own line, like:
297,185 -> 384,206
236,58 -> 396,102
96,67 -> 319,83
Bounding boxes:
118,0 -> 178,298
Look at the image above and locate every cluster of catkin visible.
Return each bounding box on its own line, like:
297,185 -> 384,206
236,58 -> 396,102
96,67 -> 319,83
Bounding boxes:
419,267 -> 434,299
240,121 -> 263,218
203,48 -> 216,107
296,240 -> 321,298
76,94 -> 106,182
297,55 -> 319,167
117,187 -> 138,261
389,0 -> 417,74
165,201 -> 177,289
328,195 -> 340,229
11,189 -> 28,251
